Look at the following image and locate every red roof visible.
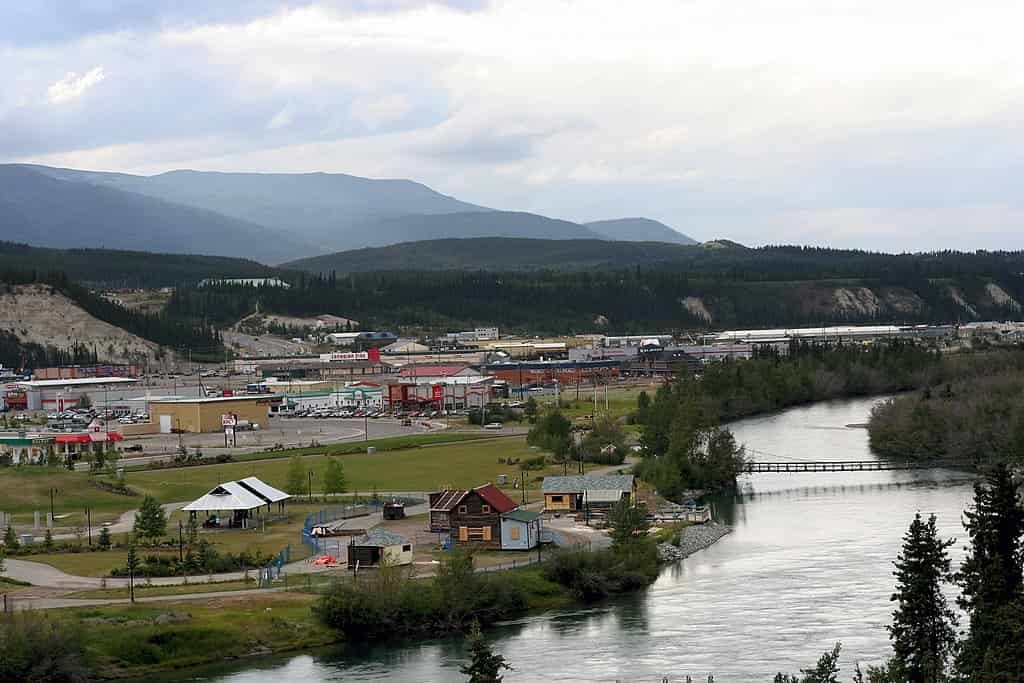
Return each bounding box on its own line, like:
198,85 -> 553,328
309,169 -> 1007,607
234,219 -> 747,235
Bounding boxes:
399,364 -> 469,378
473,484 -> 518,514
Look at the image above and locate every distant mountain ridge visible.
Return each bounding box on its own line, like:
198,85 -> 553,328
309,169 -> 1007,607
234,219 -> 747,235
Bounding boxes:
5,163 -> 698,262
283,237 -> 705,274
585,218 -> 696,244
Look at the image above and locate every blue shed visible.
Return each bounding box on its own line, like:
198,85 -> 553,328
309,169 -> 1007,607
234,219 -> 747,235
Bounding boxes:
500,509 -> 542,550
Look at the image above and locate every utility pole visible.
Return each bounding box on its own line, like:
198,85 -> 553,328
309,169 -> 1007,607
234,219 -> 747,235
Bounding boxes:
86,507 -> 92,546
178,520 -> 184,563
308,471 -> 313,502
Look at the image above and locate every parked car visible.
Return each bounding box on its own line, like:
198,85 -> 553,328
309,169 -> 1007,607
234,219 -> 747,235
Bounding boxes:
484,422 -> 503,430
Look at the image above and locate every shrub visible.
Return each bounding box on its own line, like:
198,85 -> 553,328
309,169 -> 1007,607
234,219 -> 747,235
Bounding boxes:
0,612 -> 90,682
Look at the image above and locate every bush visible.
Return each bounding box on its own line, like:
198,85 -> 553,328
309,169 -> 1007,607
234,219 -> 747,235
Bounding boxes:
0,612 -> 91,682
542,543 -> 658,602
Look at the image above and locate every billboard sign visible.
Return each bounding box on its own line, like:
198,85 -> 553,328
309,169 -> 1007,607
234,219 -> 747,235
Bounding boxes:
319,348 -> 381,363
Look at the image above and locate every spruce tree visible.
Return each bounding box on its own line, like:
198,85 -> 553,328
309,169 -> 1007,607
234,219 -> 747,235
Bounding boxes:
3,525 -> 19,552
888,513 -> 957,683
97,526 -> 111,550
133,495 -> 167,543
43,528 -> 53,551
955,464 -> 1024,680
460,621 -> 510,683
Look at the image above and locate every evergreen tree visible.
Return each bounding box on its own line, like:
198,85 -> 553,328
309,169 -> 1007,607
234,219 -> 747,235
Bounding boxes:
133,495 -> 167,542
0,546 -> 5,575
125,543 -> 140,604
43,528 -> 54,551
887,513 -> 957,683
460,621 -> 510,683
286,455 -> 307,496
526,411 -> 572,461
608,499 -> 650,554
774,643 -> 843,683
3,525 -> 19,552
97,526 -> 111,550
955,464 -> 1024,681
523,397 -> 538,423
323,457 -> 347,496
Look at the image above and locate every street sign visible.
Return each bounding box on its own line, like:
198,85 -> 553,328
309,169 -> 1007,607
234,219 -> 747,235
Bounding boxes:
221,413 -> 237,427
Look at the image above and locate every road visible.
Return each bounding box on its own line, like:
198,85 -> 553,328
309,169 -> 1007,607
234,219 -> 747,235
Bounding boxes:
221,331 -> 306,357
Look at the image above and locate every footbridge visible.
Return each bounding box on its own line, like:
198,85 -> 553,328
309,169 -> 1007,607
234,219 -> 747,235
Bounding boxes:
742,460 -> 954,474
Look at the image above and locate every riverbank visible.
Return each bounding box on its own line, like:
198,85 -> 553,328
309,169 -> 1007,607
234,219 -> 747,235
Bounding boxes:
657,522 -> 732,562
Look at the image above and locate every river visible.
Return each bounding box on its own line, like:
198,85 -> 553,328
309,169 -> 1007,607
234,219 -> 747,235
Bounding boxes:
165,397 -> 978,682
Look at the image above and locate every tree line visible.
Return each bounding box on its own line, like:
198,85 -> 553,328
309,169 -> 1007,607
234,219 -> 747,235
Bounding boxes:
868,352 -> 1024,465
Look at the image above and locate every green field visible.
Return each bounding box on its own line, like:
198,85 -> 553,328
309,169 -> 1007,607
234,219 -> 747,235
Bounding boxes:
121,436 -> 552,502
0,467 -> 136,522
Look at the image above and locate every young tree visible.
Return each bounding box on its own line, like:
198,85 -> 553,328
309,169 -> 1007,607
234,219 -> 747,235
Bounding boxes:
0,546 -> 5,575
523,397 -> 538,423
97,526 -> 112,550
3,525 -> 19,552
526,411 -> 572,461
955,464 -> 1024,680
886,513 -> 957,683
133,495 -> 167,542
460,620 -> 511,683
77,392 -> 92,409
635,390 -> 651,424
323,457 -> 347,496
285,455 -> 307,496
608,498 -> 650,554
125,543 -> 140,604
43,528 -> 54,551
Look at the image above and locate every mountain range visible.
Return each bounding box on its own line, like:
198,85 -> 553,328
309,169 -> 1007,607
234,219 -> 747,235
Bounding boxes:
2,164 -> 696,262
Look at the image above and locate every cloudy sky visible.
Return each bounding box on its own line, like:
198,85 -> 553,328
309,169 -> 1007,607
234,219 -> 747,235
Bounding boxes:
3,0 -> 1024,250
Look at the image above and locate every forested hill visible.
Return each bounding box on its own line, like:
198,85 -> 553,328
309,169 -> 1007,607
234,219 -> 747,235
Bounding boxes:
0,242 -> 277,288
283,237 -> 705,273
170,248 -> 1024,335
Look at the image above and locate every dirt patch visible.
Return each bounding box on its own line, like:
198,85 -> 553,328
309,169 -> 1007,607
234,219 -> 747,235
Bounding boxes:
680,296 -> 712,323
832,287 -> 881,316
880,287 -> 925,315
946,286 -> 979,317
0,284 -> 160,363
985,283 -> 1021,311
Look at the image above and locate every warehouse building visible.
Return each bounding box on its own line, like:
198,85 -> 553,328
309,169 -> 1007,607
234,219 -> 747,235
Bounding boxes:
148,395 -> 277,433
8,377 -> 138,411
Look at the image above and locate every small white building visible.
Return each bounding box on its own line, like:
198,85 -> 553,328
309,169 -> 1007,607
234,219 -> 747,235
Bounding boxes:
12,377 -> 138,411
347,528 -> 413,568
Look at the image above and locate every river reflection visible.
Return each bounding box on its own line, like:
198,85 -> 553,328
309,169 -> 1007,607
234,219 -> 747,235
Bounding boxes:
160,397 -> 978,682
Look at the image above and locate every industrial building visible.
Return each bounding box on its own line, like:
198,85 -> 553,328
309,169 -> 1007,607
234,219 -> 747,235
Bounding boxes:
388,375 -> 494,410
6,377 -> 138,411
148,395 -> 277,433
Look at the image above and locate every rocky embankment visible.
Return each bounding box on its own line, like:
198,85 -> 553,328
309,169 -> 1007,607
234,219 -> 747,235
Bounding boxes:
657,522 -> 732,562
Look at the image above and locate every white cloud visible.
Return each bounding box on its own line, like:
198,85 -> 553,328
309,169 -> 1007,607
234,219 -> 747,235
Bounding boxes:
266,107 -> 293,130
8,1 -> 1024,248
46,66 -> 106,104
349,94 -> 412,128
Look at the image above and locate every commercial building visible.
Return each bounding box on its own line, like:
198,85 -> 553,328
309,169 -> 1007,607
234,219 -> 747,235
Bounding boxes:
398,364 -> 481,383
388,375 -> 493,410
32,364 -> 142,380
0,433 -> 54,465
8,377 -> 138,411
381,339 -> 430,355
484,360 -> 621,387
234,350 -> 390,381
148,395 -> 276,433
443,327 -> 500,343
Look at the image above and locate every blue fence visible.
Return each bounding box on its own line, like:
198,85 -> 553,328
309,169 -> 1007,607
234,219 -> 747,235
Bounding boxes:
257,545 -> 291,588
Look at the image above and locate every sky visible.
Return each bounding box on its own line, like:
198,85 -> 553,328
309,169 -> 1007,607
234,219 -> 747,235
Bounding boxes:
3,0 -> 1024,251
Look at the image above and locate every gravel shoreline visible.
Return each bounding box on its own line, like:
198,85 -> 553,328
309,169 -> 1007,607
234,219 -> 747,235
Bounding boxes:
657,522 -> 733,562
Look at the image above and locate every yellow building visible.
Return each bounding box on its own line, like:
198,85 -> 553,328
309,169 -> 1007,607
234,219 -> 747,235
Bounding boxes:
149,395 -> 277,433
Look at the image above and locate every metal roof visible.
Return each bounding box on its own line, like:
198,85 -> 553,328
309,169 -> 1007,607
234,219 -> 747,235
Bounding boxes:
542,474 -> 634,493
237,476 -> 290,504
356,528 -> 409,547
182,481 -> 267,512
149,395 -> 274,404
501,509 -> 541,523
182,477 -> 290,511
16,377 -> 138,388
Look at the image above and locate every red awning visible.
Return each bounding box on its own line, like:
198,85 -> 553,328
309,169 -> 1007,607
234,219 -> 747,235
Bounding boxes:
55,432 -> 124,444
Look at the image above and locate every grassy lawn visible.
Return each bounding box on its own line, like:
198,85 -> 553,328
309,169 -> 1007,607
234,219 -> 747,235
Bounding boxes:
0,433 -> 551,529
551,385 -> 652,422
24,549 -> 179,577
0,576 -> 31,594
121,435 -> 556,502
0,466 -> 134,522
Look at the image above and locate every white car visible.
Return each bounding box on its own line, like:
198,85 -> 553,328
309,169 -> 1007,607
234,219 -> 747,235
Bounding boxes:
484,422 -> 503,430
